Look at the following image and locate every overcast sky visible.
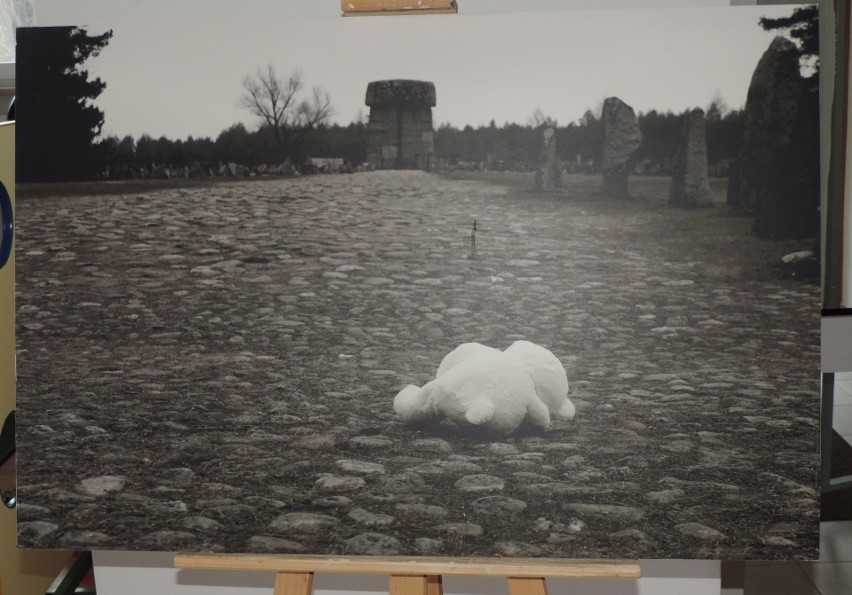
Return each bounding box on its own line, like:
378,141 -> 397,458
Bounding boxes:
74,4 -> 804,140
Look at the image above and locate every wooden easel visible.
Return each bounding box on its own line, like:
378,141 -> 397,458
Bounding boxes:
174,554 -> 641,594
178,4 -> 641,592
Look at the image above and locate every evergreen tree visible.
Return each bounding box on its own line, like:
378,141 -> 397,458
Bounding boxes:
16,27 -> 112,182
636,109 -> 682,174
98,134 -> 135,178
760,5 -> 818,86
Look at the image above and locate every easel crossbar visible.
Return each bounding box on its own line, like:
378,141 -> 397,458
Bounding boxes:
174,554 -> 641,579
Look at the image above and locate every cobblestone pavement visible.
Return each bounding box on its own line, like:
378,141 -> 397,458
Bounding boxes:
15,171 -> 820,559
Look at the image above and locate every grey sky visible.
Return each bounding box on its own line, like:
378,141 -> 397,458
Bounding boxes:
81,5 -> 804,140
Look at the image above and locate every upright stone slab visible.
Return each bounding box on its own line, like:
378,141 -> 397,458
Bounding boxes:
727,35 -> 819,238
669,108 -> 714,208
533,127 -> 562,191
601,97 -> 642,199
726,37 -> 801,214
365,80 -> 436,171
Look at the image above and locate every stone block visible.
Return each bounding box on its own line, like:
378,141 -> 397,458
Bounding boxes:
366,79 -> 436,170
366,80 -> 436,107
669,108 -> 714,208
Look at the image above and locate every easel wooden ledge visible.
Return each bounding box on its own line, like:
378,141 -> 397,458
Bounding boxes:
174,554 -> 641,594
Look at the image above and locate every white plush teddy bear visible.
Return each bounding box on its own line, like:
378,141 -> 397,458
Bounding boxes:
504,340 -> 576,422
393,341 -> 575,435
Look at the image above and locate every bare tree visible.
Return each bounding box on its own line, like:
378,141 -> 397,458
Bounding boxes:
240,64 -> 332,156
528,107 -> 557,129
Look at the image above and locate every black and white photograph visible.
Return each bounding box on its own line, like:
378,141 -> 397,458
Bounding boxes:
14,4 -> 821,560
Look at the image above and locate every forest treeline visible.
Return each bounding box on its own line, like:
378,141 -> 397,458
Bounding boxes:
92,103 -> 744,179
434,104 -> 743,175
97,120 -> 370,179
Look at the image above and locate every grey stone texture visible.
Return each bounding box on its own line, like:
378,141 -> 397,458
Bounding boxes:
727,36 -> 820,239
669,108 -> 714,208
727,37 -> 801,214
14,171 -> 819,560
365,80 -> 436,171
601,97 -> 642,198
533,127 -> 562,192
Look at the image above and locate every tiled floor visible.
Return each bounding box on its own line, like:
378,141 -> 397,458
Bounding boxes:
742,374 -> 852,594
744,522 -> 852,594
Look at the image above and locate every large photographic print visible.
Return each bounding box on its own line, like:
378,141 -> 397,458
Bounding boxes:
15,6 -> 821,559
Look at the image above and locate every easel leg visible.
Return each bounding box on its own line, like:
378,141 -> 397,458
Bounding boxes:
427,574 -> 443,595
390,574 -> 429,595
507,576 -> 549,595
273,571 -> 314,595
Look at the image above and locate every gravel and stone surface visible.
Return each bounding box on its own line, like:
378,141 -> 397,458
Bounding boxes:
14,171 -> 820,559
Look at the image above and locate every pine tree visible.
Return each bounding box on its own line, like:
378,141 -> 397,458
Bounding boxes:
760,6 -> 819,83
16,27 -> 112,182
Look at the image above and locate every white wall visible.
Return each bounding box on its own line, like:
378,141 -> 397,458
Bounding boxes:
32,0 -> 734,25
824,315 -> 852,373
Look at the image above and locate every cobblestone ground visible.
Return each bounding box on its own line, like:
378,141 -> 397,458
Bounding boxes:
15,171 -> 820,559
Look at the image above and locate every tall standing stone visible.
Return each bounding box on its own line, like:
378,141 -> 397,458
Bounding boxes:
727,36 -> 819,238
533,127 -> 562,191
365,80 -> 436,171
600,97 -> 642,199
669,108 -> 714,208
727,37 -> 801,214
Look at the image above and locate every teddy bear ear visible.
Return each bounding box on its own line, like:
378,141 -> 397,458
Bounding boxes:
464,395 -> 496,426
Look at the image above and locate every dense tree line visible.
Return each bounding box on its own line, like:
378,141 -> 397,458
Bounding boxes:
95,104 -> 743,180
435,105 -> 744,176
96,121 -> 368,178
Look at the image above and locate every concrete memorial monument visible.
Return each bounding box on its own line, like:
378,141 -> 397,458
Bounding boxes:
365,80 -> 436,171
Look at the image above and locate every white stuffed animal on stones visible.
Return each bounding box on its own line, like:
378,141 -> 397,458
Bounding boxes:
435,341 -> 501,377
393,341 -> 575,435
504,340 -> 576,422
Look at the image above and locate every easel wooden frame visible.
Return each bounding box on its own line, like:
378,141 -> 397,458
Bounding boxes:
174,554 -> 641,594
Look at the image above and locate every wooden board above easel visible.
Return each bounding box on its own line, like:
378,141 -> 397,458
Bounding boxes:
174,554 -> 641,578
175,553 -> 641,595
342,0 -> 458,17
